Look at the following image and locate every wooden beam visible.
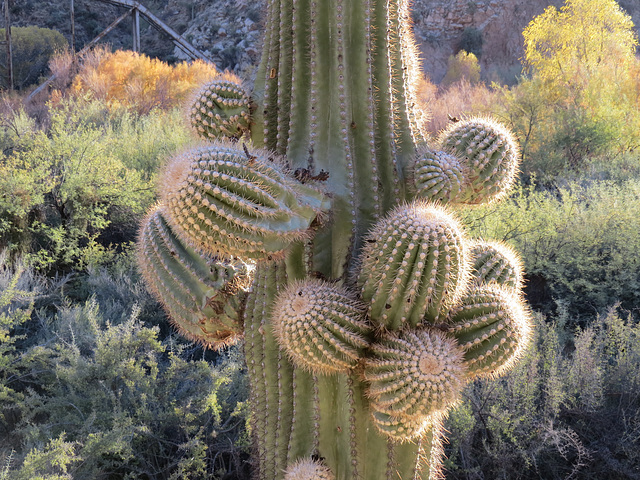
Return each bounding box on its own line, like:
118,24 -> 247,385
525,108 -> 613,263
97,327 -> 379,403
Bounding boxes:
27,8 -> 134,101
95,0 -> 212,63
132,7 -> 140,52
3,0 -> 13,90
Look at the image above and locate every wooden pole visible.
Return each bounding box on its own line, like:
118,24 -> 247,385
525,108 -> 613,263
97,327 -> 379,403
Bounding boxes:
3,0 -> 12,90
132,7 -> 140,52
70,0 -> 75,53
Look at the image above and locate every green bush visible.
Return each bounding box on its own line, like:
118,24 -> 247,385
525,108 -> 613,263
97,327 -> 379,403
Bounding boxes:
459,27 -> 483,58
445,309 -> 640,479
0,97 -> 193,272
0,26 -> 68,90
441,50 -> 481,87
459,180 -> 640,319
492,0 -> 640,181
0,259 -> 250,480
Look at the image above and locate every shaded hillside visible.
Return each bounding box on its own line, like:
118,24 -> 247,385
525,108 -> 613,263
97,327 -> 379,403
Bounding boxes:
5,0 -> 640,81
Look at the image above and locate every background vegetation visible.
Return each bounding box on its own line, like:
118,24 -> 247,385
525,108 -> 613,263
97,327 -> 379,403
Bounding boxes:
1,0 -> 640,478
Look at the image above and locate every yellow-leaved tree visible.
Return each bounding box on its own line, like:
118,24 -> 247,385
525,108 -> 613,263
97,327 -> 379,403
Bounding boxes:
523,0 -> 637,94
504,0 -> 640,176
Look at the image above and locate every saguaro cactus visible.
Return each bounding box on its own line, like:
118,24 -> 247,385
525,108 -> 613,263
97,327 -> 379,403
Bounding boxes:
137,1 -> 533,478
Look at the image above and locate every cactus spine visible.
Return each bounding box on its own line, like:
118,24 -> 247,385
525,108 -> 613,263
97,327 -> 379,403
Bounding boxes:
136,0 -> 533,478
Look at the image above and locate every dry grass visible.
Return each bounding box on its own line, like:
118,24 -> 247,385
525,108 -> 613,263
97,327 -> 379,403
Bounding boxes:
416,77 -> 499,136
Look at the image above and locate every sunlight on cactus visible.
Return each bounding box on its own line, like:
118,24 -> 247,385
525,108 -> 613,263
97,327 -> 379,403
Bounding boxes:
136,0 -> 533,478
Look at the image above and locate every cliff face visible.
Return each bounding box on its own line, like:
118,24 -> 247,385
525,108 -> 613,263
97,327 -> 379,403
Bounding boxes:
170,0 -> 561,81
173,0 -> 640,84
412,0 -> 563,83
7,0 -> 640,84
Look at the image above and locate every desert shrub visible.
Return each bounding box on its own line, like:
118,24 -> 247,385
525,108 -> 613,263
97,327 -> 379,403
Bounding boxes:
0,96 -> 192,272
415,77 -> 497,135
68,47 -> 219,115
493,75 -> 640,183
441,50 -> 481,87
493,0 -> 640,180
445,308 -> 640,479
104,107 -> 195,180
459,180 -> 640,320
0,26 -> 67,90
0,258 -> 250,480
0,254 -> 35,413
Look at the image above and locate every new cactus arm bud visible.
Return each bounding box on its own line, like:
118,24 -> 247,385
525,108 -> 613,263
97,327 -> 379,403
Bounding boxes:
271,279 -> 371,374
437,117 -> 521,205
189,75 -> 253,140
364,329 -> 468,423
160,142 -> 329,260
411,147 -> 464,204
284,458 -> 335,480
136,206 -> 251,349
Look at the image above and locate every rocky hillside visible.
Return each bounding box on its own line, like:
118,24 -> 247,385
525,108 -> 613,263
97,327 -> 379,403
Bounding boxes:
7,0 -> 640,84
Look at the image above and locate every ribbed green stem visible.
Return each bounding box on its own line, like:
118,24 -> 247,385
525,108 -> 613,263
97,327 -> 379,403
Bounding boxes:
248,0 -> 435,478
244,263 -> 293,480
286,0 -> 311,162
393,425 -> 443,480
286,367 -> 316,464
352,375 -> 392,480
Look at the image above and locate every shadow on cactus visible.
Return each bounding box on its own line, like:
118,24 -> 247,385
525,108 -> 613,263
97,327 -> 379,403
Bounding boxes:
135,1 -> 533,478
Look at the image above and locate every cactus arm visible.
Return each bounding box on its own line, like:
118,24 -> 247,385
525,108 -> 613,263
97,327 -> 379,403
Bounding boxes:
244,263 -> 294,479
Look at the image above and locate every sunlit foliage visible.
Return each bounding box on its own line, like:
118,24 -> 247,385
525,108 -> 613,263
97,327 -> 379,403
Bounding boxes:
69,48 -> 219,114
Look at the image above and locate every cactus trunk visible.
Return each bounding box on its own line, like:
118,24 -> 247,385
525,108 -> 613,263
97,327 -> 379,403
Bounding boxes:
253,0 -> 423,238
244,0 -> 443,478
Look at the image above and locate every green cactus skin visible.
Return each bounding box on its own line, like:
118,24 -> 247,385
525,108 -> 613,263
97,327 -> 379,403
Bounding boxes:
358,201 -> 470,329
411,147 -> 465,204
160,141 -> 329,260
271,279 -> 371,374
446,285 -> 533,379
136,205 -> 252,349
468,239 -> 524,290
435,117 -> 521,205
189,75 -> 253,140
136,0 -> 534,477
364,329 -> 467,427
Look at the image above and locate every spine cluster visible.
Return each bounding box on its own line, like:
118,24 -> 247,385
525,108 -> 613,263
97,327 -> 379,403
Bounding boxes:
159,141 -> 328,260
358,202 -> 469,329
